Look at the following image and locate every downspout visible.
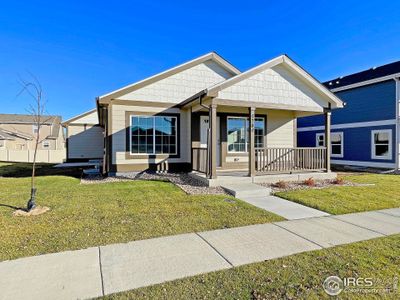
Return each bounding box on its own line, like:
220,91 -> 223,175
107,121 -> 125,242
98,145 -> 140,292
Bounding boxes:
395,78 -> 400,170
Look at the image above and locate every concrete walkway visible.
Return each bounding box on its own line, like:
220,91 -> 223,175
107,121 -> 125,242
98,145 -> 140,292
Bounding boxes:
0,209 -> 399,300
221,183 -> 330,219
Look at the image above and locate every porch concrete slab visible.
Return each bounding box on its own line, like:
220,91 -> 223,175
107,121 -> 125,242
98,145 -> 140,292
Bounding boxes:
240,195 -> 330,220
333,211 -> 400,235
276,217 -> 383,247
198,223 -> 321,267
377,208 -> 400,218
0,247 -> 102,300
99,233 -> 231,295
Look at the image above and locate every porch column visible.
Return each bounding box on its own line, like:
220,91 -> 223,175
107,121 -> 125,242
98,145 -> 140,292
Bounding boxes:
248,107 -> 256,177
325,110 -> 331,172
209,104 -> 218,179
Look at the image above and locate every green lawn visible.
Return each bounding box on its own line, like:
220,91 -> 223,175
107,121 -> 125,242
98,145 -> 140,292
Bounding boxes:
105,234 -> 400,299
275,174 -> 400,215
0,162 -> 282,261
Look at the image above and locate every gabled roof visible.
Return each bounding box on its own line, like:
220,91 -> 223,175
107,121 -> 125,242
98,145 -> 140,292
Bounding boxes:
324,59 -> 400,90
62,109 -> 97,126
205,55 -> 344,108
98,52 -> 240,103
0,114 -> 62,139
0,128 -> 32,140
0,114 -> 61,125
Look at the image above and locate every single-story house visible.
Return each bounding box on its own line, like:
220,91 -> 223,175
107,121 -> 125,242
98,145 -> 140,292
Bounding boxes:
297,60 -> 400,170
92,52 -> 343,183
62,109 -> 104,161
0,114 -> 65,163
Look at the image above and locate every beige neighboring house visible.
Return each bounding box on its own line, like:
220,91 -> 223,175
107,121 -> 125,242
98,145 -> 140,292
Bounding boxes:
93,51 -> 344,184
0,114 -> 65,163
62,109 -> 104,161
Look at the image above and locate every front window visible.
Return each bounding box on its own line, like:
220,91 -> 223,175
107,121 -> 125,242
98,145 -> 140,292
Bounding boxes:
331,132 -> 343,157
227,117 -> 264,152
371,130 -> 392,159
131,115 -> 177,155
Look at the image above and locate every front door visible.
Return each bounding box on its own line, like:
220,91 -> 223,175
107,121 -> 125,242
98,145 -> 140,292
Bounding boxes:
200,116 -> 221,166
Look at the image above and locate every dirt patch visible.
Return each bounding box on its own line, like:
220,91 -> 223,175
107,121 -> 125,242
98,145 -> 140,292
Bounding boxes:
81,172 -> 228,195
13,206 -> 50,217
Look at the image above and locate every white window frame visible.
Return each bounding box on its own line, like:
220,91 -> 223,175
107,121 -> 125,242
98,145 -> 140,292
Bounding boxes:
371,129 -> 392,160
330,132 -> 344,158
130,115 -> 178,156
226,116 -> 265,153
42,140 -> 50,149
315,133 -> 325,147
32,124 -> 39,134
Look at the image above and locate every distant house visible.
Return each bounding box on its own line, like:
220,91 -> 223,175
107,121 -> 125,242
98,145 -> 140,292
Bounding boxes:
297,60 -> 400,169
62,109 -> 104,161
0,114 -> 65,163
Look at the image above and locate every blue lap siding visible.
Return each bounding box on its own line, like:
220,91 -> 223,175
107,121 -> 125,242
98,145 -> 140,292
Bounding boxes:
298,80 -> 396,128
297,80 -> 397,167
298,125 -> 396,164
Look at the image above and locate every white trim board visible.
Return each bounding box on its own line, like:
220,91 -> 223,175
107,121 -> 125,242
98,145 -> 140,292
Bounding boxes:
331,159 -> 395,169
297,119 -> 396,132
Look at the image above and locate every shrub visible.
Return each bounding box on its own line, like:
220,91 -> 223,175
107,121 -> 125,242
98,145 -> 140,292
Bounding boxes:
332,177 -> 345,185
304,177 -> 315,186
274,180 -> 288,189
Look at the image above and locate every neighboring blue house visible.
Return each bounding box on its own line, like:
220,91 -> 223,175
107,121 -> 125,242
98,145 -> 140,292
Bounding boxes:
298,61 -> 400,169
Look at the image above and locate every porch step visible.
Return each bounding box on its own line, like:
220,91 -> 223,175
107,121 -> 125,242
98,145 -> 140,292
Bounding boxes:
221,183 -> 271,198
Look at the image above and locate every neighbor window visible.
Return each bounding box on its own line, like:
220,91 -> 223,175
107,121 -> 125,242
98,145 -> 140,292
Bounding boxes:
130,115 -> 177,155
316,133 -> 325,147
371,129 -> 392,159
42,140 -> 50,149
227,117 -> 264,152
0,140 -> 4,148
32,125 -> 39,134
331,132 -> 343,158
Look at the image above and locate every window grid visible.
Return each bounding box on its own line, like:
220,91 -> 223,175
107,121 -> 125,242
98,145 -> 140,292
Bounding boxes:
131,115 -> 177,155
227,117 -> 265,153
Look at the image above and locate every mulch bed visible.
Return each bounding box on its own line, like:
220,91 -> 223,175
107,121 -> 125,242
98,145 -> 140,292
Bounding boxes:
80,172 -> 227,195
258,179 -> 374,193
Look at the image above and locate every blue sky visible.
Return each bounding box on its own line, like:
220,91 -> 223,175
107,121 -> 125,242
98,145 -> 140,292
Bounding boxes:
1,1 -> 400,120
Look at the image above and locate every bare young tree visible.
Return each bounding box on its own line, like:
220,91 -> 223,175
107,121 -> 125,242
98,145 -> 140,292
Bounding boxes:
17,74 -> 51,211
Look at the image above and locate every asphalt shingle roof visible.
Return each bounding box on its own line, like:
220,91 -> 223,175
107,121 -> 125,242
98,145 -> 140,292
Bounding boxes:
324,60 -> 400,89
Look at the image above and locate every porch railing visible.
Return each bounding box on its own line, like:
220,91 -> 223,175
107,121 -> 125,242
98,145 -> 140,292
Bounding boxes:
255,147 -> 327,174
192,147 -> 208,174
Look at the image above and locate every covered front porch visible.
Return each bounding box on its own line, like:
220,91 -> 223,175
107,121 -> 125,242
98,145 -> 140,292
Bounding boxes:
179,55 -> 343,184
189,103 -> 333,182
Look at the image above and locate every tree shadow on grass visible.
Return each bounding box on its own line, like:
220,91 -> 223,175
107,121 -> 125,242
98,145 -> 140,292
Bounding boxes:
0,203 -> 25,211
0,162 -> 82,178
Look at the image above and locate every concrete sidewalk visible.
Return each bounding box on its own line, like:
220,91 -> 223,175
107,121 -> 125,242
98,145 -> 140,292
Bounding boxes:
239,195 -> 330,219
0,208 -> 399,300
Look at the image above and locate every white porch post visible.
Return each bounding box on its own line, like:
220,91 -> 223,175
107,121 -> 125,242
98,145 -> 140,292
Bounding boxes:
209,104 -> 218,179
325,110 -> 331,172
249,107 -> 256,177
